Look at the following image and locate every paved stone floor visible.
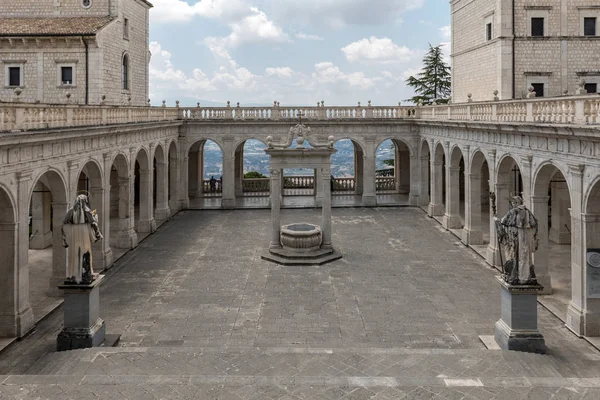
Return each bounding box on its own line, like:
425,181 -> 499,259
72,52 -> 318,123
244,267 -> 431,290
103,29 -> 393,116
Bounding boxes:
2,208 -> 600,399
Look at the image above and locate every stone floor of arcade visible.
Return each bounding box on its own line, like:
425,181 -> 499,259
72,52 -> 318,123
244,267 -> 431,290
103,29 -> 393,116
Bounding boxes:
1,208 -> 598,400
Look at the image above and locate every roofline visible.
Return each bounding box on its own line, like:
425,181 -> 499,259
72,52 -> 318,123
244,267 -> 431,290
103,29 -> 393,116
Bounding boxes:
0,33 -> 97,38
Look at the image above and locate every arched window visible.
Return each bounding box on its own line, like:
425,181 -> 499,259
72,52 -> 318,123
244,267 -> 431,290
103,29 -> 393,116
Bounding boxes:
122,53 -> 129,90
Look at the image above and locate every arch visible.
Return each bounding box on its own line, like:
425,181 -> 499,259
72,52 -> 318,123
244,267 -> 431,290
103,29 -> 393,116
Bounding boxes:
233,137 -> 268,153
0,182 -> 17,222
188,139 -> 223,200
134,147 -> 150,169
497,154 -> 523,179
470,149 -> 489,175
584,176 -> 600,214
154,143 -> 165,164
334,137 -> 367,154
28,168 -> 68,205
421,139 -> 431,156
375,138 -> 412,195
434,142 -> 446,162
109,153 -> 136,250
464,149 -> 491,246
168,140 -> 179,209
0,184 -> 18,337
533,161 -> 571,201
419,139 -> 431,207
375,137 -> 414,157
186,138 -> 224,155
75,158 -> 104,188
449,145 -> 464,168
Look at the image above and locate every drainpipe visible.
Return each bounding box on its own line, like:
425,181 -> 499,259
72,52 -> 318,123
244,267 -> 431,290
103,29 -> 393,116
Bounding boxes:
82,36 -> 89,105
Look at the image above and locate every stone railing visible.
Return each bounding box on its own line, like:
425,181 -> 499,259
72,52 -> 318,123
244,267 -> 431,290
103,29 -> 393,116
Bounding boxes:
376,177 -> 396,191
2,95 -> 600,132
284,175 -> 315,189
242,178 -> 270,193
332,178 -> 355,192
202,179 -> 223,194
419,94 -> 600,125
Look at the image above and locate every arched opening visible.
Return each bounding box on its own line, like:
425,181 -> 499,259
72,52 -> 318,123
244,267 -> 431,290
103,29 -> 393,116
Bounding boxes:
188,140 -> 223,208
444,146 -> 465,230
0,186 -> 19,337
28,170 -> 68,319
235,139 -> 270,198
332,139 -> 364,197
430,143 -> 446,217
154,144 -> 170,224
77,161 -> 105,270
375,139 -> 411,205
122,53 -> 129,91
533,164 -> 572,308
419,140 -> 431,208
109,153 -> 136,254
581,179 -> 600,335
134,148 -> 154,236
465,150 -> 490,250
168,141 -> 179,212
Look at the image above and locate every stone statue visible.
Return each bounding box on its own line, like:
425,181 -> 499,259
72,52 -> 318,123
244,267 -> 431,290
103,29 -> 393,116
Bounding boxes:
61,194 -> 103,284
494,196 -> 539,285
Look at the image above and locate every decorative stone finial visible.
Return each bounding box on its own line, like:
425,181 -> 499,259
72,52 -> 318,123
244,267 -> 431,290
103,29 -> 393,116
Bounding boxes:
197,102 -> 201,107
277,102 -> 280,107
563,89 -> 569,96
527,86 -> 536,99
368,100 -> 372,107
227,101 -> 230,107
467,93 -> 473,103
237,102 -> 240,107
266,135 -> 274,149
321,101 -> 325,107
273,100 -> 277,107
493,90 -> 499,101
147,99 -> 151,105
14,87 -> 22,97
576,78 -> 587,95
162,100 -> 166,108
358,101 -> 361,107
418,99 -> 424,107
175,100 -> 180,107
328,135 -> 335,149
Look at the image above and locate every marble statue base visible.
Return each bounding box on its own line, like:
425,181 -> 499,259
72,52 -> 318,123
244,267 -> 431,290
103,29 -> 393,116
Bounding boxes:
57,275 -> 112,351
494,276 -> 546,354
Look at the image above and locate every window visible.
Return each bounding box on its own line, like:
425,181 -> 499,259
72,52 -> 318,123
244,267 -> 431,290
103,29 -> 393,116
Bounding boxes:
82,0 -> 92,8
123,18 -> 129,40
531,83 -> 545,97
122,54 -> 129,90
585,83 -> 598,94
8,66 -> 21,86
61,66 -> 73,85
531,17 -> 545,37
584,17 -> 597,36
486,23 -> 493,41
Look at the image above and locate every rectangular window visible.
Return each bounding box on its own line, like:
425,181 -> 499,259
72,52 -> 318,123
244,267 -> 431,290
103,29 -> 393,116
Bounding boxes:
584,17 -> 597,36
486,23 -> 493,41
531,83 -> 545,97
531,17 -> 545,37
585,83 -> 598,94
61,66 -> 73,85
123,18 -> 129,40
8,66 -> 21,86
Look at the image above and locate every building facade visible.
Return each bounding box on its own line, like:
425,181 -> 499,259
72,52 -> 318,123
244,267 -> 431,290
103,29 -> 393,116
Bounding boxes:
451,0 -> 600,102
0,0 -> 152,106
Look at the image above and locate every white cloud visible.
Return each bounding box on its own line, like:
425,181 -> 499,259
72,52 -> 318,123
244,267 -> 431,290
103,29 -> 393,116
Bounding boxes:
296,32 -> 324,41
273,0 -> 425,29
342,37 -> 418,64
440,25 -> 451,41
439,25 -> 452,64
312,62 -> 380,90
266,67 -> 295,78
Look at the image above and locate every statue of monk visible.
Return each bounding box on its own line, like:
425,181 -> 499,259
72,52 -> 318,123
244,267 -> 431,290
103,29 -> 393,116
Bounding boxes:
61,194 -> 103,284
494,196 -> 539,285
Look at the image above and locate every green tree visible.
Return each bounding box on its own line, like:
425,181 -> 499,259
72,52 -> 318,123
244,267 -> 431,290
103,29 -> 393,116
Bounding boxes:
405,44 -> 451,105
244,171 -> 266,179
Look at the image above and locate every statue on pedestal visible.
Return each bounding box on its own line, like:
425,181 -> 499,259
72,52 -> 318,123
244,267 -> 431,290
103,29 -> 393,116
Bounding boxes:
494,196 -> 539,285
61,194 -> 103,284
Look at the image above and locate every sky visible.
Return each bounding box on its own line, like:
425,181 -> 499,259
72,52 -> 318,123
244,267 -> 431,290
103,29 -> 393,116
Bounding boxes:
148,0 -> 451,107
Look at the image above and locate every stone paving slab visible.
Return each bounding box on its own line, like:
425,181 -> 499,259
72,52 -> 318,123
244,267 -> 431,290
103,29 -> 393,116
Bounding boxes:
1,208 -> 600,399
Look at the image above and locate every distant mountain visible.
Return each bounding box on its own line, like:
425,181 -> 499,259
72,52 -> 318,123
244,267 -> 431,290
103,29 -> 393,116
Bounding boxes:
202,139 -> 394,179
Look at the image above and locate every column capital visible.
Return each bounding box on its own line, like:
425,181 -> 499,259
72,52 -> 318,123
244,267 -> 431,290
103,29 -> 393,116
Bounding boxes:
520,154 -> 533,166
468,173 -> 482,179
67,160 -> 79,171
16,171 -> 32,182
487,149 -> 497,158
448,166 -> 461,173
568,163 -> 585,176
530,195 -> 550,203
582,213 -> 600,223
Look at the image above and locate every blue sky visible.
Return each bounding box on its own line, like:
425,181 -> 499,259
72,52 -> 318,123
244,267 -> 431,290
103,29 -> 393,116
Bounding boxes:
148,0 -> 451,107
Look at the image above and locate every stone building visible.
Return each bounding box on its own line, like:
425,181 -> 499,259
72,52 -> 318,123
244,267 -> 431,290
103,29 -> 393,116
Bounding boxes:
0,0 -> 152,106
451,0 -> 600,102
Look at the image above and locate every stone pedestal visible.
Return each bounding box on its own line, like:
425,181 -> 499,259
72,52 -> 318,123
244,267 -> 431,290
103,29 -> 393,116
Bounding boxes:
57,275 -> 106,351
494,277 -> 546,354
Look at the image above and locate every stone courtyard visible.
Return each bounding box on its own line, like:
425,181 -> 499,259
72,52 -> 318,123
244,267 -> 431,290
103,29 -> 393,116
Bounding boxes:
1,208 -> 600,399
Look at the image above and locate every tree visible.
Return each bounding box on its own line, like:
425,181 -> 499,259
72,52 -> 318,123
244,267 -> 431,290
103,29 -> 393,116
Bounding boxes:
244,171 -> 266,179
405,44 -> 451,105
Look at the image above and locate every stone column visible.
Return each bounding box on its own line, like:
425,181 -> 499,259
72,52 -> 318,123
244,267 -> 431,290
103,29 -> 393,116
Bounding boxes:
154,161 -> 170,224
48,201 -> 68,297
0,215 -> 20,337
531,195 -> 552,294
101,154 -> 113,269
487,182 -> 510,267
399,149 -> 411,194
419,153 -> 430,207
29,183 -> 52,249
180,152 -> 189,210
222,139 -> 236,209
362,138 -> 377,206
429,159 -> 444,216
354,148 -> 364,195
168,150 -> 179,213
235,146 -> 244,197
408,153 -> 419,206
314,168 -> 323,206
270,169 -> 282,249
117,176 -> 137,249
322,167 -> 332,249
549,181 -> 571,244
443,166 -> 462,229
14,172 -> 34,337
88,186 -> 108,270
137,166 -> 156,234
187,150 -> 199,198
197,148 -> 204,197
463,173 -> 484,245
394,145 -> 401,193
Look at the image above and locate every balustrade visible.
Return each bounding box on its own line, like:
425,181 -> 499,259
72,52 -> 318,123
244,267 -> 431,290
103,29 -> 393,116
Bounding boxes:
202,179 -> 223,195
1,94 -> 599,132
242,178 -> 270,193
376,177 -> 396,191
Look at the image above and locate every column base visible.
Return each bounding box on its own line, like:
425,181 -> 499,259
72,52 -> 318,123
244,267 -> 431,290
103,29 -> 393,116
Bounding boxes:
154,208 -> 171,224
549,230 -> 571,245
462,229 -> 483,245
180,198 -> 190,210
117,228 -> 138,249
428,203 -> 444,217
486,244 -> 502,268
29,231 -> 53,250
566,302 -> 600,337
102,248 -> 114,271
408,194 -> 419,206
536,274 -> 553,295
137,218 -> 156,234
443,214 -> 463,230
222,198 -> 236,210
362,194 -> 377,206
0,306 -> 34,338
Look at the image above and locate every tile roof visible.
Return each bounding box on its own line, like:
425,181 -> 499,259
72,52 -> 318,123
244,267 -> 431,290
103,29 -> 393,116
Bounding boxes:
0,16 -> 114,37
